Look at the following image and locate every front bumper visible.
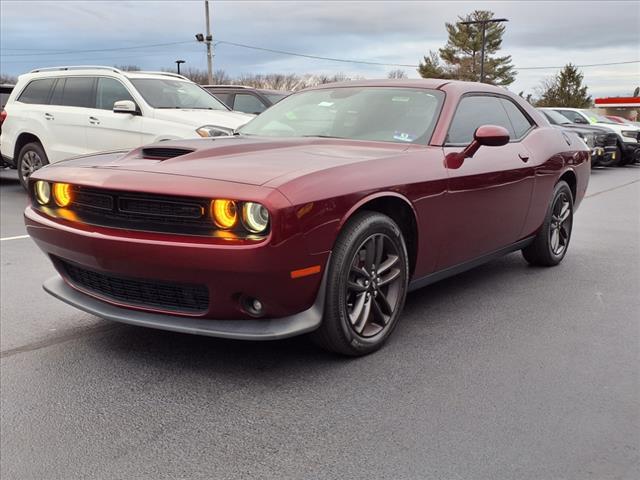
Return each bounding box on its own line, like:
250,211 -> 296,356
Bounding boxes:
26,204 -> 330,336
44,275 -> 325,340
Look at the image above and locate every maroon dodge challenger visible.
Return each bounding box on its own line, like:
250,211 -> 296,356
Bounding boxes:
25,79 -> 589,356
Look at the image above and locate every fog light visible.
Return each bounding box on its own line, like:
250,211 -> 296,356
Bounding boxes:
34,181 -> 51,205
240,295 -> 264,317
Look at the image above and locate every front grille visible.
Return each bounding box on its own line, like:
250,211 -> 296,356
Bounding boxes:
57,259 -> 209,313
66,185 -> 214,236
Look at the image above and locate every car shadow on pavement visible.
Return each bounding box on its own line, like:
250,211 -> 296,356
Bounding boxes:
80,252 -> 533,375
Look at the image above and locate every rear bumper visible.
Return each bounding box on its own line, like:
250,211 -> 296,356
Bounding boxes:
44,275 -> 325,340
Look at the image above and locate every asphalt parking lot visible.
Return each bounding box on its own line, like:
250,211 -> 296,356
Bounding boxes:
1,166 -> 639,480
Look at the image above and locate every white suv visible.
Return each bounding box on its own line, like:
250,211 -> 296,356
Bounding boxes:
540,107 -> 640,165
0,66 -> 254,187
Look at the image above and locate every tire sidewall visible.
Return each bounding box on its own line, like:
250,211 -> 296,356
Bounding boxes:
328,213 -> 409,354
545,181 -> 574,263
18,142 -> 48,189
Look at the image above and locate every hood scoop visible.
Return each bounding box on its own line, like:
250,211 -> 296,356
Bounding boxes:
141,147 -> 194,160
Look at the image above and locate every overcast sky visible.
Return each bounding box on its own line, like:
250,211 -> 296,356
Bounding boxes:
1,0 -> 638,97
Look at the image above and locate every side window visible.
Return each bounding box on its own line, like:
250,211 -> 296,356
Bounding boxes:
50,78 -> 65,105
60,77 -> 95,108
96,78 -> 134,110
447,95 -> 513,145
211,92 -> 233,108
556,110 -> 580,123
500,99 -> 534,139
233,93 -> 266,114
17,78 -> 56,105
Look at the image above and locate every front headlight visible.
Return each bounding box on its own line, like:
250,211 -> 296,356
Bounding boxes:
34,181 -> 51,205
196,125 -> 234,137
621,130 -> 639,140
242,202 -> 270,234
577,132 -> 595,148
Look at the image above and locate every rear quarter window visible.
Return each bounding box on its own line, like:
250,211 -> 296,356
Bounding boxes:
17,78 -> 56,105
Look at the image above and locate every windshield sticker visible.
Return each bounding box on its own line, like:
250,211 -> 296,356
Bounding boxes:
391,96 -> 410,102
393,131 -> 416,142
285,111 -> 297,120
318,101 -> 334,107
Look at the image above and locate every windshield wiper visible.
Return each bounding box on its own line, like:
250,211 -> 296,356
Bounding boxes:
301,134 -> 342,139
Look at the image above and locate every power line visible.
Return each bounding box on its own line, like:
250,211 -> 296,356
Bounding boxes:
215,40 -> 419,68
516,60 -> 640,70
0,40 -> 194,57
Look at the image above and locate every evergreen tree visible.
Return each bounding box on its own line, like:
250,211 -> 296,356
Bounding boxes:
536,64 -> 592,108
418,10 -> 516,85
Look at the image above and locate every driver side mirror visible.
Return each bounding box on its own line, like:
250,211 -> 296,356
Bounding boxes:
113,100 -> 139,115
445,125 -> 510,169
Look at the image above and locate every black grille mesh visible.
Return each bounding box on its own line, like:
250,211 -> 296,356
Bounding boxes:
59,259 -> 209,313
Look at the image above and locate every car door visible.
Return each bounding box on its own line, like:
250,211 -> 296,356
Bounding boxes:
44,76 -> 94,161
439,94 -> 536,269
85,77 -> 143,153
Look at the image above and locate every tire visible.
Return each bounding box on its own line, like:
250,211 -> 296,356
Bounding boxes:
312,211 -> 410,356
599,146 -> 621,167
17,142 -> 49,190
522,180 -> 573,267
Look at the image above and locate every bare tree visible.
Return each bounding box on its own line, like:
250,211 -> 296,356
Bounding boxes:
0,74 -> 18,84
387,69 -> 408,79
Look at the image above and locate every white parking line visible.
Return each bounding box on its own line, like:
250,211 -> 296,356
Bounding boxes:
0,234 -> 30,242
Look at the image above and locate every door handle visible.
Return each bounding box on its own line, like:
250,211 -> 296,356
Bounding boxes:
89,116 -> 100,125
44,113 -> 54,120
518,152 -> 530,162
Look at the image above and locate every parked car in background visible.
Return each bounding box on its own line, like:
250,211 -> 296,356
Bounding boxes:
539,108 -> 618,167
1,84 -> 15,166
204,85 -> 289,114
27,79 -> 590,356
0,66 -> 254,187
541,107 -> 640,165
605,115 -> 634,125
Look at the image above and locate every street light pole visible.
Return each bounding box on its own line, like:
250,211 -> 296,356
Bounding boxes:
459,18 -> 508,83
175,60 -> 185,75
204,0 -> 214,84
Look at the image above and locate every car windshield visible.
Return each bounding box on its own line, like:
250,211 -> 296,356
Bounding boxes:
238,87 -> 444,144
542,109 -> 571,125
129,79 -> 229,110
584,111 -> 617,124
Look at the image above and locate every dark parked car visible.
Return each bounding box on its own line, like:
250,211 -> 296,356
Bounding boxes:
539,108 -> 618,167
1,84 -> 15,167
204,85 -> 289,114
26,79 -> 589,356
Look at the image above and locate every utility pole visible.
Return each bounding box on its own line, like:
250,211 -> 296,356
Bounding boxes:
204,0 -> 214,84
459,17 -> 508,83
175,59 -> 185,75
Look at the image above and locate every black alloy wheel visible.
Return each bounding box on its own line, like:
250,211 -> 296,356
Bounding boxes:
522,180 -> 574,266
312,211 -> 409,356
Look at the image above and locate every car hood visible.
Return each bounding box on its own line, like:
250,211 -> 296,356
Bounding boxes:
60,136 -> 412,187
557,124 -> 615,135
152,108 -> 254,130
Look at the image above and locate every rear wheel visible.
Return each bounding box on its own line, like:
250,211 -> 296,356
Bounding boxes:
522,181 -> 573,266
17,142 -> 49,189
312,211 -> 409,356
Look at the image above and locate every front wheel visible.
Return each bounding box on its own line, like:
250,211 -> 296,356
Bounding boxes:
312,211 -> 409,356
17,142 -> 49,189
522,180 -> 573,266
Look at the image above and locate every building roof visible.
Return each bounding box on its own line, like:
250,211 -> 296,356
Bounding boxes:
594,97 -> 640,108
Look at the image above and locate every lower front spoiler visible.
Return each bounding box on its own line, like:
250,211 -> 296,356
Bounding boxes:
43,275 -> 325,341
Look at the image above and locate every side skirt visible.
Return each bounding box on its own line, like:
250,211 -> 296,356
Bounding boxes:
408,236 -> 535,292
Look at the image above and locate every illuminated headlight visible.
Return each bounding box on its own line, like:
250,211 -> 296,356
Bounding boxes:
621,130 -> 639,140
242,202 -> 270,234
196,125 -> 234,137
34,181 -> 51,205
52,183 -> 72,207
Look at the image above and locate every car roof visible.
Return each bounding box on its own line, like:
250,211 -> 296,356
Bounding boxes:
22,67 -> 192,82
303,78 -> 518,95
